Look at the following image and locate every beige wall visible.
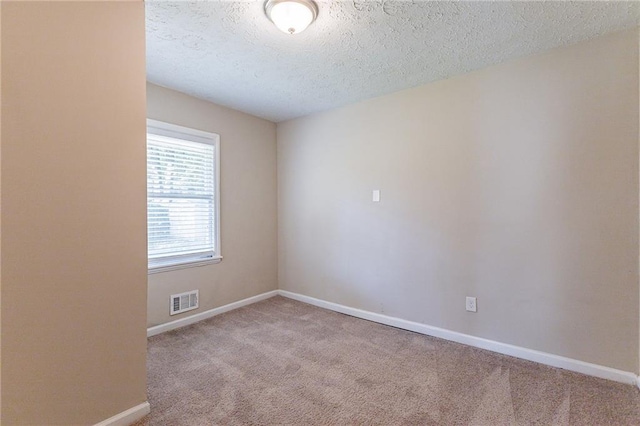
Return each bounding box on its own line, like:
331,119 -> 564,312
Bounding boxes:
0,1 -> 3,420
1,2 -> 147,424
278,29 -> 640,372
146,83 -> 278,327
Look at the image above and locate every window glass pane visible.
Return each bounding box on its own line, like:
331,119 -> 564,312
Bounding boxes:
147,130 -> 217,269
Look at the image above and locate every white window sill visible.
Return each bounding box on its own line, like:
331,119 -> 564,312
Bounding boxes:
148,256 -> 223,275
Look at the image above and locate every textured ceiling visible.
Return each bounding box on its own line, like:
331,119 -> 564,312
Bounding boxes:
146,1 -> 639,123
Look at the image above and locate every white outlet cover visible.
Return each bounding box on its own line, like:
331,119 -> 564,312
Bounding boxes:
372,190 -> 381,202
466,296 -> 477,312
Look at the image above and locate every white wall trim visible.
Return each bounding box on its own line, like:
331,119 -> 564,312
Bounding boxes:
278,290 -> 639,386
147,290 -> 279,337
93,402 -> 150,426
145,288 -> 639,386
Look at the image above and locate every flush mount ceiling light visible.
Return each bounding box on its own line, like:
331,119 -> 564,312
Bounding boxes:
265,0 -> 318,35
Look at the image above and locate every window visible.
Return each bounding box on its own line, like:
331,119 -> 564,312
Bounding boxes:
147,120 -> 221,272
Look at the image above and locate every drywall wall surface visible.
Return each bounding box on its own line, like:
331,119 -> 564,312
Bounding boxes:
0,2 -> 3,420
1,2 -> 147,424
278,29 -> 640,372
146,83 -> 278,327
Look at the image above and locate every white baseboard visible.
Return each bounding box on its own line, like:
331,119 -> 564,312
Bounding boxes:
278,290 -> 639,386
147,290 -> 279,337
93,402 -> 150,426
145,288 -> 639,386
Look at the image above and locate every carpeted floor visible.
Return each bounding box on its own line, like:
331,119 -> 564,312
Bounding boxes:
133,296 -> 640,425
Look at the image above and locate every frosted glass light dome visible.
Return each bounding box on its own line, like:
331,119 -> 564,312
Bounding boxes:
265,0 -> 318,35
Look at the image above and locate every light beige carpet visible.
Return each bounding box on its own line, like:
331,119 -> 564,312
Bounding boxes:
134,296 -> 640,425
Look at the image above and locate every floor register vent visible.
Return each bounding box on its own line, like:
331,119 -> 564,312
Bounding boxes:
170,290 -> 199,315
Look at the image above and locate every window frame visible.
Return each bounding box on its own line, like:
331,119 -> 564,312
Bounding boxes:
146,119 -> 222,274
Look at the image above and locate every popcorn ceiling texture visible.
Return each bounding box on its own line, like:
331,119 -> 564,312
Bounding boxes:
146,1 -> 639,122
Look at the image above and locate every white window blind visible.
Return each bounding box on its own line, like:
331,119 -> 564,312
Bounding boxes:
147,120 -> 220,271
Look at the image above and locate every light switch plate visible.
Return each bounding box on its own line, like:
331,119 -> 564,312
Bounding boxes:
372,190 -> 380,202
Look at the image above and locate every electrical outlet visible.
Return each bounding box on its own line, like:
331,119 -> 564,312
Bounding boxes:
466,297 -> 477,313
